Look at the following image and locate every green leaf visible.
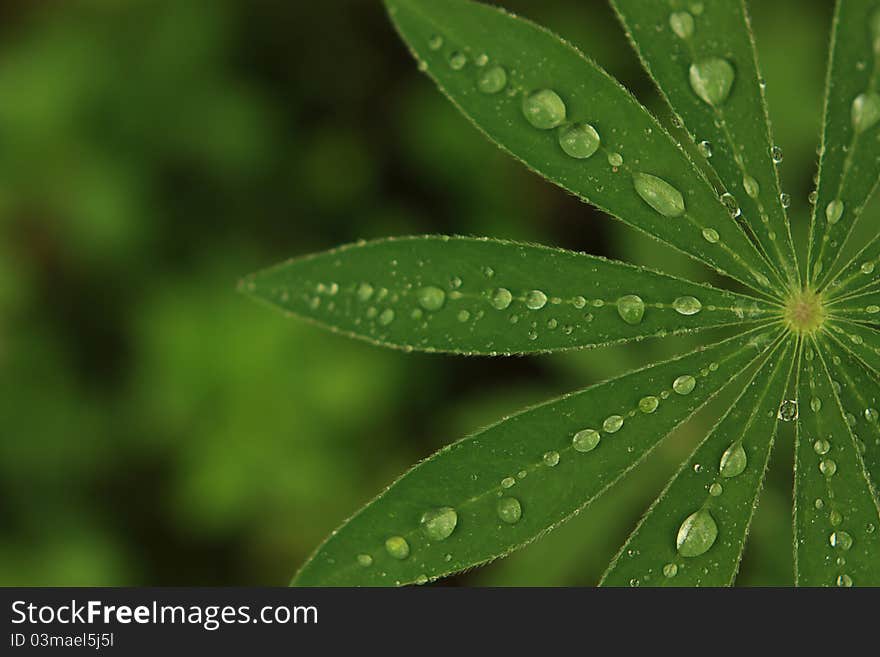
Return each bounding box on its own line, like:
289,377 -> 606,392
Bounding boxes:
241,236 -> 779,355
793,336 -> 880,587
292,324 -> 781,586
600,334 -> 795,587
383,0 -> 782,295
610,0 -> 799,287
824,232 -> 880,302
828,288 -> 880,323
808,1 -> 880,288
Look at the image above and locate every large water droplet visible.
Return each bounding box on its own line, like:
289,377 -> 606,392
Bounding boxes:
558,122 -> 601,159
497,497 -> 522,524
572,428 -> 601,453
673,296 -> 703,316
719,442 -> 747,478
633,173 -> 686,217
829,530 -> 853,550
819,459 -> 837,477
663,562 -> 678,578
525,289 -> 548,310
603,415 -> 624,433
417,286 -> 447,311
669,11 -> 695,39
617,294 -> 646,325
639,396 -> 659,414
676,509 -> 718,557
420,507 -> 458,541
477,65 -> 508,94
777,399 -> 798,422
385,536 -> 410,560
852,92 -> 880,133
689,57 -> 735,106
673,374 -> 696,395
825,200 -> 844,224
836,573 -> 854,587
490,287 -> 513,310
522,89 -> 567,130
543,451 -> 560,467
813,439 -> 831,455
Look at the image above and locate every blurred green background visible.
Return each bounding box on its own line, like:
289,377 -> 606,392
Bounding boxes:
0,0 -> 851,585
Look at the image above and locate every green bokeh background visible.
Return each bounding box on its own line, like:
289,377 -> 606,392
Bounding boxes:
1,0 -> 860,585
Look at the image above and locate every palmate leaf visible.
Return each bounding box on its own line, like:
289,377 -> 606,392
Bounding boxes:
241,237 -> 778,355
611,0 -> 799,287
808,1 -> 880,288
383,0 -> 781,295
823,232 -> 880,301
292,325 -> 782,586
793,336 -> 880,587
600,334 -> 796,587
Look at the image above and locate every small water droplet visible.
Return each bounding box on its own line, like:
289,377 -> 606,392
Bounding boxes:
543,451 -> 560,467
719,442 -> 747,478
417,286 -> 447,311
525,289 -> 548,310
689,57 -> 736,106
673,374 -> 696,395
421,507 -> 458,541
770,145 -> 783,164
709,482 -> 723,497
490,287 -> 513,310
617,294 -> 646,325
852,92 -> 880,133
825,200 -> 844,224
603,415 -> 624,433
633,173 -> 686,217
607,152 -> 624,167
698,140 -> 713,158
836,573 -> 853,587
501,476 -> 516,489
702,227 -> 720,243
357,553 -> 373,567
669,11 -> 695,39
357,282 -> 375,302
778,399 -> 798,421
522,89 -> 567,130
639,396 -> 660,414
861,261 -> 876,274
819,459 -> 837,477
497,497 -> 522,524
378,308 -> 395,326
428,35 -> 444,51
385,536 -> 410,560
558,122 -> 601,159
676,509 -> 718,557
815,498 -> 825,509
829,530 -> 853,550
743,175 -> 760,198
811,397 -> 822,412
829,510 -> 843,527
865,408 -> 879,422
477,65 -> 508,94
813,439 -> 831,455
673,296 -> 703,316
448,51 -> 467,70
780,192 -> 791,209
572,428 -> 601,453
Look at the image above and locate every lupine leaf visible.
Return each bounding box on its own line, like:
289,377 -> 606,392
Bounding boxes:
610,0 -> 799,288
808,1 -> 880,288
383,0 -> 781,295
600,334 -> 795,587
793,336 -> 880,587
823,232 -> 880,301
828,289 -> 880,323
292,325 -> 781,586
241,236 -> 779,355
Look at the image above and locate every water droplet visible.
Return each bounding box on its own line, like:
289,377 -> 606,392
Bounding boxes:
865,408 -> 879,422
633,173 -> 686,217
378,308 -> 395,326
778,399 -> 799,422
663,562 -> 679,578
836,574 -> 853,587
421,507 -> 458,541
543,450 -> 560,467
689,57 -> 736,106
709,482 -> 723,497
572,428 -> 601,453
417,286 -> 446,311
415,574 -> 429,585
617,294 -> 646,325
743,175 -> 760,198
497,497 -> 522,524
603,415 -> 624,433
719,442 -> 747,478
829,530 -> 853,550
558,122 -> 601,159
490,287 -> 513,310
477,65 -> 507,94
525,289 -> 548,310
501,476 -> 516,489
385,536 -> 410,560
673,296 -> 703,316
357,553 -> 373,567
673,374 -> 696,395
639,396 -> 659,414
813,439 -> 831,455
829,510 -> 843,527
867,305 -> 880,314
780,192 -> 791,209
676,509 -> 718,557
428,35 -> 444,51
698,140 -> 713,158
357,282 -> 375,302
522,89 -> 567,130
702,227 -> 720,243
819,459 -> 837,477
811,397 -> 822,412
815,498 -> 825,509
852,92 -> 880,133
861,262 -> 876,274
448,51 -> 467,70
607,152 -> 624,167
825,200 -> 844,224
669,11 -> 695,39
771,145 -> 783,164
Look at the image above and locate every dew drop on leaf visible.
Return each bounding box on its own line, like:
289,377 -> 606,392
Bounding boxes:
829,530 -> 853,551
603,415 -> 624,433
673,296 -> 703,316
676,509 -> 718,557
673,374 -> 696,395
813,439 -> 831,455
428,34 -> 443,51
836,574 -> 854,587
777,399 -> 798,422
557,122 -> 601,159
825,199 -> 844,224
702,227 -> 720,243
543,451 -> 560,467
477,65 -> 508,94
617,294 -> 646,325
743,175 -> 760,198
865,408 -> 879,422
490,287 -> 513,310
639,395 -> 659,414
607,152 -> 624,167
522,89 -> 567,129
810,397 -> 822,412
378,308 -> 395,326
688,57 -> 735,106
385,536 -> 410,560
497,497 -> 522,524
357,554 -> 373,567
448,51 -> 467,70
417,286 -> 446,311
669,11 -> 695,39
852,92 -> 880,133
709,482 -> 723,497
819,459 -> 837,477
719,442 -> 747,478
663,563 -> 678,578
420,507 -> 458,541
771,145 -> 783,164
572,428 -> 601,453
525,289 -> 548,310
633,173 -> 686,217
